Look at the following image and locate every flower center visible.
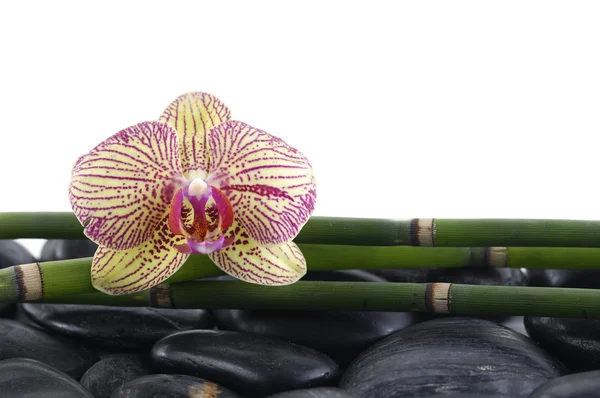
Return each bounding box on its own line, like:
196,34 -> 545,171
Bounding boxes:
168,178 -> 234,254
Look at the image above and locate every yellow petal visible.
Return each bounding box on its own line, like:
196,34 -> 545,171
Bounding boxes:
69,121 -> 184,251
209,226 -> 307,285
159,92 -> 231,179
91,214 -> 189,295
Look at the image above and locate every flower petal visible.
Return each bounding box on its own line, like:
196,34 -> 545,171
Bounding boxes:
159,92 -> 231,178
209,225 -> 307,285
69,121 -> 184,250
91,214 -> 189,295
206,121 -> 317,245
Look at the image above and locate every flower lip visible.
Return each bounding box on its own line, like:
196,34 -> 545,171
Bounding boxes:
168,179 -> 234,255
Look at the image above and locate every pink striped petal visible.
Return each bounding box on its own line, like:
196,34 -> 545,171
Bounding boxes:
91,213 -> 190,295
209,225 -> 307,285
69,121 -> 184,251
205,121 -> 316,246
159,92 -> 231,179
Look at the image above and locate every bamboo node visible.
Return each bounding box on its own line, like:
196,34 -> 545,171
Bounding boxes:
150,283 -> 173,308
425,282 -> 452,314
487,247 -> 508,267
14,262 -> 44,301
410,218 -> 435,246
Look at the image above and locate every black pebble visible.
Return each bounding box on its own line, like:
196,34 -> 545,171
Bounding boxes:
525,317 -> 600,371
0,318 -> 97,378
213,270 -> 415,367
525,269 -> 600,288
529,370 -> 600,397
265,387 -> 357,397
0,240 -> 36,268
111,374 -> 241,398
80,354 -> 149,398
0,358 -> 92,397
151,329 -> 340,397
370,268 -> 529,287
21,303 -> 214,349
432,267 -> 529,286
40,239 -> 98,261
368,268 -> 434,282
340,317 -> 565,398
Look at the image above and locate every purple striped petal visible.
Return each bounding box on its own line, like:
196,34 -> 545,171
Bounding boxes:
209,225 -> 307,285
91,213 -> 190,295
206,121 -> 317,245
69,121 -> 184,251
159,92 -> 231,179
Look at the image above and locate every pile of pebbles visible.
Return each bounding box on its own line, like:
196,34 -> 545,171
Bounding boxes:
0,240 -> 597,397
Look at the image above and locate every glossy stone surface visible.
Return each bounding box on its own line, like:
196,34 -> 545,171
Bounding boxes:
0,318 -> 97,378
302,270 -> 385,282
0,240 -> 36,268
22,303 -> 214,349
0,358 -> 92,397
214,270 -> 415,367
525,317 -> 600,371
265,387 -> 357,398
369,268 -> 434,282
340,317 -> 565,398
432,268 -> 529,286
111,374 -> 241,398
529,370 -> 600,397
501,317 -> 528,336
40,239 -> 98,261
80,354 -> 149,398
151,330 -> 340,397
525,269 -> 600,288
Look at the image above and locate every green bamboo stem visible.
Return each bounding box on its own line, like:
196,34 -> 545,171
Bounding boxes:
5,244 -> 600,304
0,213 -> 85,239
5,212 -> 600,247
0,245 -> 473,303
37,281 -> 600,319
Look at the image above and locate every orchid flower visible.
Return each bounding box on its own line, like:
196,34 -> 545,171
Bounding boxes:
69,92 -> 316,295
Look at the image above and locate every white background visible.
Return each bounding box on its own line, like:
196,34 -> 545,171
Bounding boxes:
1,1 -> 599,255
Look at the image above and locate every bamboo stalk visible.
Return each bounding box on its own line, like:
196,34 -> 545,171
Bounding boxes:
5,213 -> 600,248
5,244 -> 600,303
0,245 -> 474,303
36,281 -> 600,319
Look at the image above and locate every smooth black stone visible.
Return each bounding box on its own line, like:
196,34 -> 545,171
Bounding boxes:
213,270 -> 415,367
529,370 -> 600,398
151,330 -> 340,397
40,239 -> 98,261
80,354 -> 149,398
501,316 -> 528,336
369,268 -> 434,282
0,318 -> 98,378
432,268 -> 529,286
302,270 -> 386,282
525,269 -> 600,288
266,387 -> 357,398
525,317 -> 600,371
21,303 -> 214,349
111,374 -> 241,398
340,317 -> 565,398
0,358 -> 92,397
0,240 -> 36,268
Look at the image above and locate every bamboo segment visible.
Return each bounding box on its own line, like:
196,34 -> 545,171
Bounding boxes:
434,219 -> 600,248
36,281 -> 600,319
0,245 -> 476,303
6,244 -> 600,304
0,213 -> 85,239
5,212 -> 600,248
